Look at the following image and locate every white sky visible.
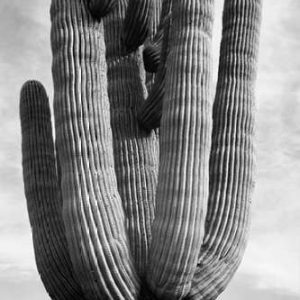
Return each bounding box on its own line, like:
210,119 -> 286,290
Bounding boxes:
0,0 -> 299,299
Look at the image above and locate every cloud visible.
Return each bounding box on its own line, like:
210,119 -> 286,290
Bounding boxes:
0,279 -> 47,300
0,223 -> 37,281
240,230 -> 300,295
220,274 -> 300,300
0,2 -> 52,298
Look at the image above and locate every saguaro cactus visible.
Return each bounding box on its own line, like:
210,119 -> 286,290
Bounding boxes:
20,0 -> 262,299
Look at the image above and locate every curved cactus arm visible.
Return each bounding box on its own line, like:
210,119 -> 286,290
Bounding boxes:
146,0 -> 214,298
87,0 -> 117,20
188,1 -> 262,299
122,0 -> 154,52
143,35 -> 162,74
51,0 -> 140,298
103,0 -> 159,277
20,81 -> 86,300
138,0 -> 172,131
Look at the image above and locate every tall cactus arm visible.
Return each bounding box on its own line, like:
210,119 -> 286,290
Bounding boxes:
188,1 -> 262,299
138,0 -> 172,132
122,0 -> 154,52
88,0 -> 117,20
20,81 -> 85,300
51,0 -> 139,298
146,0 -> 214,298
103,0 -> 158,277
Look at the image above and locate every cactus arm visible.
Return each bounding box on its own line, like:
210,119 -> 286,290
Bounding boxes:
103,0 -> 158,277
138,0 -> 172,131
20,81 -> 85,300
188,1 -> 262,299
88,0 -> 117,20
143,36 -> 162,74
122,0 -> 154,52
51,0 -> 139,298
146,0 -> 214,298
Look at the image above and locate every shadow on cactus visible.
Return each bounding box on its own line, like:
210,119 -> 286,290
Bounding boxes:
20,0 -> 262,299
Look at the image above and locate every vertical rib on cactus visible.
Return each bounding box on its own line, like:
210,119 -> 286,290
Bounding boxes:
143,0 -> 171,73
146,0 -> 214,298
51,0 -> 139,298
151,0 -> 162,38
144,0 -> 163,94
188,1 -> 262,299
122,0 -> 154,52
88,0 -> 117,20
20,81 -> 85,300
103,0 -> 158,276
138,0 -> 172,132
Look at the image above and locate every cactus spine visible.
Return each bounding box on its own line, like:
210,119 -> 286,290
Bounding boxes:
20,0 -> 262,299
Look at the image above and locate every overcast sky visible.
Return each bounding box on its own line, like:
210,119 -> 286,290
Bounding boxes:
0,0 -> 299,299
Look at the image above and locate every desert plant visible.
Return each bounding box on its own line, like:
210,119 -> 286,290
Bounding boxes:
20,0 -> 261,299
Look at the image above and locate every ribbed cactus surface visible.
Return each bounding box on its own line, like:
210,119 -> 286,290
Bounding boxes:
138,0 -> 172,131
122,0 -> 154,52
103,0 -> 158,276
143,0 -> 171,74
144,0 -> 163,92
20,81 -> 85,300
188,1 -> 262,299
51,0 -> 139,298
20,0 -> 262,299
146,0 -> 214,298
